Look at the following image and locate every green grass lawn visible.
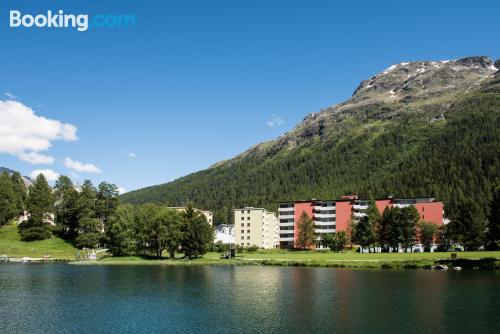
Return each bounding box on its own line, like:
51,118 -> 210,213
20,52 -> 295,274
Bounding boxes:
228,249 -> 500,261
0,223 -> 79,260
81,249 -> 500,269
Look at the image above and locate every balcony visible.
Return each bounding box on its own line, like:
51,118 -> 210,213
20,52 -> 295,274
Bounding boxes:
393,204 -> 411,208
353,212 -> 367,218
279,237 -> 294,242
278,214 -> 294,220
279,222 -> 295,227
315,229 -> 336,233
278,207 -> 294,212
314,213 -> 336,219
314,220 -> 335,226
353,204 -> 368,210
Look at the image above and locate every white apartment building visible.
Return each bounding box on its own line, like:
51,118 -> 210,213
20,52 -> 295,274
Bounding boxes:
234,207 -> 279,249
167,206 -> 214,225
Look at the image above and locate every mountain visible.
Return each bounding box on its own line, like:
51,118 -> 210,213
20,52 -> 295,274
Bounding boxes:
0,167 -> 32,188
121,56 -> 500,224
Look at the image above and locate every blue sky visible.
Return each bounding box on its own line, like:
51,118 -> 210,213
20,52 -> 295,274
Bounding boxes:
0,0 -> 499,192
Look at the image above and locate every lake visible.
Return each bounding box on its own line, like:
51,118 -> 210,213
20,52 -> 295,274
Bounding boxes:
0,264 -> 498,333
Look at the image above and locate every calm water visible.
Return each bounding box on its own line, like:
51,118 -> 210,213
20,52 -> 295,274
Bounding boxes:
0,264 -> 498,333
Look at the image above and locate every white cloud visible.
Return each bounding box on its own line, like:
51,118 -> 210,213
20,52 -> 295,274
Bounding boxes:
4,92 -> 16,99
18,152 -> 54,164
30,169 -> 60,182
117,186 -> 126,194
127,152 -> 136,158
0,100 -> 78,164
70,171 -> 80,179
266,114 -> 285,128
63,157 -> 102,173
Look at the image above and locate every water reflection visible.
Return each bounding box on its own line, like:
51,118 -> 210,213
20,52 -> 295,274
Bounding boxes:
0,264 -> 498,333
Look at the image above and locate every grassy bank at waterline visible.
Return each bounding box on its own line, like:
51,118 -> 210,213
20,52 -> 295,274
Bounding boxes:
72,250 -> 500,269
0,223 -> 78,260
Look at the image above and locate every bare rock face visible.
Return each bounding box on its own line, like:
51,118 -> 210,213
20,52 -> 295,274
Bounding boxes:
223,56 -> 498,162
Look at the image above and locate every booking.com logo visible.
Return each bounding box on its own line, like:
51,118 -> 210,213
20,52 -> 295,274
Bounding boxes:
9,10 -> 135,32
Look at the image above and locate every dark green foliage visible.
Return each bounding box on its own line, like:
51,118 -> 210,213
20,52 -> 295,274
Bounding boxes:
75,217 -> 102,248
96,182 -> 120,226
399,206 -> 420,251
75,180 -> 101,247
26,174 -> 54,225
121,79 -> 500,226
18,223 -> 52,241
418,221 -> 438,252
352,216 -> 376,253
321,231 -> 348,252
10,172 -> 27,213
487,186 -> 500,250
377,206 -> 419,252
105,204 -> 137,256
54,176 -> 79,240
19,174 -> 54,241
296,211 -> 316,249
448,199 -> 487,251
0,172 -> 18,226
180,204 -> 214,259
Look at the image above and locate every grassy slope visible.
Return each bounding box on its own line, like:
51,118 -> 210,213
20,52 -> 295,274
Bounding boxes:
0,223 -> 78,260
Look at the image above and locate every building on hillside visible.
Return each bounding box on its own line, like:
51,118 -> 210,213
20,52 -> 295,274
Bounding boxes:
167,206 -> 213,225
234,207 -> 279,249
278,196 -> 444,249
17,211 -> 55,226
214,224 -> 235,244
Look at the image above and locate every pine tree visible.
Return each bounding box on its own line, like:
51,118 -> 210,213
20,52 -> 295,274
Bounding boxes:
19,174 -> 54,241
486,186 -> 500,250
0,172 -> 17,226
450,199 -> 487,251
180,203 -> 214,258
54,175 -> 79,240
296,211 -> 316,249
10,172 -> 27,214
418,221 -> 438,252
75,180 -> 101,248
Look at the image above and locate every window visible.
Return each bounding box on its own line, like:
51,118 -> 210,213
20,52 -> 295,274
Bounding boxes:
241,230 -> 244,234
241,210 -> 244,214
241,223 -> 244,227
247,217 -> 250,220
247,230 -> 250,233
247,223 -> 250,227
247,236 -> 250,240
240,236 -> 244,240
247,243 -> 250,246
241,243 -> 244,246
247,210 -> 250,214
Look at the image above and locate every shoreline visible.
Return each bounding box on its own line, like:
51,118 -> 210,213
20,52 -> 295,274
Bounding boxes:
67,255 -> 500,270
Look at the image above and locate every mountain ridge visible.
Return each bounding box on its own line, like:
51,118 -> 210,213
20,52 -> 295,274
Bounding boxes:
121,56 -> 500,224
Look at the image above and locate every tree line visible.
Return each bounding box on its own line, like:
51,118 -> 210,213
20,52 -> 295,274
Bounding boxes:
0,171 -> 214,258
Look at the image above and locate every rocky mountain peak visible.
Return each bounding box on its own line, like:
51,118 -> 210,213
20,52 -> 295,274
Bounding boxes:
350,56 -> 497,104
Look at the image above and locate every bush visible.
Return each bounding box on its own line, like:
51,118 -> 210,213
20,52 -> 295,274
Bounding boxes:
75,232 -> 101,249
18,224 -> 52,241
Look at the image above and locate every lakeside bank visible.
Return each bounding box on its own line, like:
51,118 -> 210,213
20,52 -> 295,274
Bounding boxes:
68,251 -> 500,270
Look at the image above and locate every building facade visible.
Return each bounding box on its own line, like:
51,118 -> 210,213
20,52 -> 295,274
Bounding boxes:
279,196 -> 444,249
234,207 -> 279,249
167,206 -> 214,225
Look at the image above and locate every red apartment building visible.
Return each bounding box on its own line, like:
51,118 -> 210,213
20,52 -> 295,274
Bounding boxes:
278,196 -> 444,249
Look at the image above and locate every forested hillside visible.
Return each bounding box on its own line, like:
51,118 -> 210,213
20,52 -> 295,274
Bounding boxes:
121,57 -> 500,224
